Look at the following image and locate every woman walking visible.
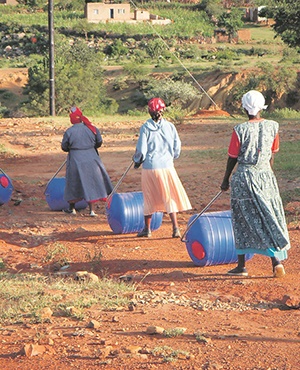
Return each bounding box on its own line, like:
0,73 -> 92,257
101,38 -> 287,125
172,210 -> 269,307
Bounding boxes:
221,90 -> 290,277
61,106 -> 113,216
133,97 -> 192,238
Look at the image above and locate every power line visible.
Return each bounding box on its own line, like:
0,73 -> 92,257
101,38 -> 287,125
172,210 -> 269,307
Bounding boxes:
129,0 -> 219,108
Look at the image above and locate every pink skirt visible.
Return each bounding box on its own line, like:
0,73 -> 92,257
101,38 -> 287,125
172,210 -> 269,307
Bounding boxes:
141,167 -> 192,215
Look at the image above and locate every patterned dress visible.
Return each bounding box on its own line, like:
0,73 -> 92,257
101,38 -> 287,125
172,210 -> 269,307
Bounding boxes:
228,119 -> 290,259
62,123 -> 113,203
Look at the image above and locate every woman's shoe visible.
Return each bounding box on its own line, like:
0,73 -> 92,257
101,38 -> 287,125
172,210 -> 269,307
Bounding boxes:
137,229 -> 151,237
90,211 -> 97,217
273,264 -> 285,278
63,208 -> 76,215
172,228 -> 181,238
227,266 -> 248,276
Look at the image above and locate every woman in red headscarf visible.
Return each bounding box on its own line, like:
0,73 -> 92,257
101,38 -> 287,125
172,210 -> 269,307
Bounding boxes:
61,107 -> 113,216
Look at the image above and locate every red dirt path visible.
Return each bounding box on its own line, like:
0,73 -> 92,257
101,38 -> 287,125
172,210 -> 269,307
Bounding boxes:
0,116 -> 299,369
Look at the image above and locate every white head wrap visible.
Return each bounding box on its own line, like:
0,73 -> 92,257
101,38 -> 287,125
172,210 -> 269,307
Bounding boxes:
242,90 -> 268,116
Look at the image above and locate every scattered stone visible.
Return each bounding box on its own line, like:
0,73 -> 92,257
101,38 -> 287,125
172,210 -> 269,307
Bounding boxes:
60,264 -> 70,270
22,344 -> 46,357
123,345 -> 142,354
146,325 -> 165,335
128,303 -> 135,311
19,248 -> 31,253
97,345 -> 113,358
133,290 -> 273,311
38,337 -> 54,346
87,319 -> 101,329
110,349 -> 119,357
194,331 -> 212,344
139,347 -> 152,355
135,353 -> 148,360
75,271 -> 99,282
75,227 -> 87,233
282,295 -> 300,309
66,306 -> 81,317
38,307 -> 53,320
52,262 -> 62,272
167,270 -> 185,279
119,275 -> 133,282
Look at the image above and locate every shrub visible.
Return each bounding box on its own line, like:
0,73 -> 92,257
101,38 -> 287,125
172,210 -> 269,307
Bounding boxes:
265,108 -> 300,120
112,77 -> 128,91
98,98 -> 119,115
123,63 -> 148,81
0,103 -> 9,118
145,78 -> 200,109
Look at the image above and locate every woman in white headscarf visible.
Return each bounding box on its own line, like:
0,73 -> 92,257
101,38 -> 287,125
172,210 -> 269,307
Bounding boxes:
220,90 -> 290,278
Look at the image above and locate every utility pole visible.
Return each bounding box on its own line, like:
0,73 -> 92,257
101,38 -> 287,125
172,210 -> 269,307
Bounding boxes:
48,0 -> 55,116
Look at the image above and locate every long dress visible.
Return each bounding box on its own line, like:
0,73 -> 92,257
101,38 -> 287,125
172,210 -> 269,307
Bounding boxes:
229,119 -> 290,260
61,122 -> 113,203
133,117 -> 191,215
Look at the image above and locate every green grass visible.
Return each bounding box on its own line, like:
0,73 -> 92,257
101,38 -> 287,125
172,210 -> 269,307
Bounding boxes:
152,346 -> 190,363
244,24 -> 280,43
183,148 -> 228,162
266,109 -> 300,120
163,327 -> 186,338
0,272 -> 135,324
274,141 -> 300,179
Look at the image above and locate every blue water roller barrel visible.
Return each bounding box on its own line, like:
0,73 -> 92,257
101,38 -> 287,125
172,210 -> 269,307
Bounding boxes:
185,210 -> 253,266
106,191 -> 163,234
45,177 -> 88,211
0,174 -> 13,206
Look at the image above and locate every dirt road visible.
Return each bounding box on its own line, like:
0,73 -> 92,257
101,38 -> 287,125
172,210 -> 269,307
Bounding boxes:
0,116 -> 299,369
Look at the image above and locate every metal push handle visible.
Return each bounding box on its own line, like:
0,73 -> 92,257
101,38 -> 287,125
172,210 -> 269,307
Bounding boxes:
0,167 -> 9,177
44,159 -> 67,195
106,160 -> 134,204
181,190 -> 223,243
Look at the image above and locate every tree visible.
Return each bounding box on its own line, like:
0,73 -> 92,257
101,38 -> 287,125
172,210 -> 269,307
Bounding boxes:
217,8 -> 244,42
103,39 -> 129,60
23,36 -> 111,116
196,0 -> 224,22
263,1 -> 300,48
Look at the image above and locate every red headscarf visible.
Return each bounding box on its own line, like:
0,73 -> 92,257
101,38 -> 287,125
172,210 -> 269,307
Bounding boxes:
69,107 -> 97,135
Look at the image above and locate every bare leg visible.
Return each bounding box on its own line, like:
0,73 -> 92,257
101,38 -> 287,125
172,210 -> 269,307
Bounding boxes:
271,256 -> 285,278
271,256 -> 280,268
169,212 -> 178,229
144,214 -> 152,230
169,212 -> 181,238
137,214 -> 152,237
63,202 -> 76,214
237,254 -> 245,268
227,254 -> 248,276
89,202 -> 97,217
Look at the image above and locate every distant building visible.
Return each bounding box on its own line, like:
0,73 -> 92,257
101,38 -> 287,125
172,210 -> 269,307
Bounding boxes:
84,1 -> 171,25
245,6 -> 268,23
214,28 -> 251,43
0,0 -> 18,5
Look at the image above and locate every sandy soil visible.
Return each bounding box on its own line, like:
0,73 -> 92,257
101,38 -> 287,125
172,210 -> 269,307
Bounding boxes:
0,111 -> 299,370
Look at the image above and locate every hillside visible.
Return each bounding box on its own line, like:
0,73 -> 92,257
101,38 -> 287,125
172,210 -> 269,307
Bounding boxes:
1,1 -> 300,117
1,65 -> 299,118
